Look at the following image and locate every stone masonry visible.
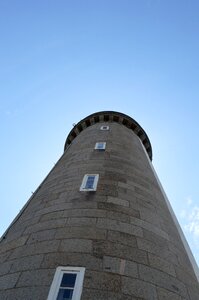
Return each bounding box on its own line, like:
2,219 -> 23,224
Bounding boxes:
0,111 -> 199,299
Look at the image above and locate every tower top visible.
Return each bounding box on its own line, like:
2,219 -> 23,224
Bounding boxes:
64,111 -> 152,160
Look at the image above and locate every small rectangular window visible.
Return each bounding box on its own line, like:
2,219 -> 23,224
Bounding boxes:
47,266 -> 85,300
100,125 -> 109,130
95,142 -> 106,150
80,174 -> 99,191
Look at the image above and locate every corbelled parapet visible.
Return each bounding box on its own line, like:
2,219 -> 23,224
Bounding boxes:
65,111 -> 152,160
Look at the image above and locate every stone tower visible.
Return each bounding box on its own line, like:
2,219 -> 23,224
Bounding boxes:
0,111 -> 198,300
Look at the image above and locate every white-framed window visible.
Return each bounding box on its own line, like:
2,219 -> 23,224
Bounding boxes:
95,142 -> 106,150
100,125 -> 109,130
47,266 -> 85,300
80,174 -> 99,191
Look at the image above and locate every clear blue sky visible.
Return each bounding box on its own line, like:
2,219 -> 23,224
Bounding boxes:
1,1 -> 199,265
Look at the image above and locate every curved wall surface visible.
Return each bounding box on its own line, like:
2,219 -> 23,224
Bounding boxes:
0,111 -> 198,300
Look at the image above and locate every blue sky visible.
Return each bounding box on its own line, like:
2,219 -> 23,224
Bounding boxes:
1,1 -> 199,265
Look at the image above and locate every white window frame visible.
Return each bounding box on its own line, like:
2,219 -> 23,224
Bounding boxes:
80,174 -> 99,191
47,266 -> 85,300
94,142 -> 106,150
100,125 -> 109,130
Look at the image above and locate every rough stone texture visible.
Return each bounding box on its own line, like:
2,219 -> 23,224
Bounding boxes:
103,256 -> 138,278
16,269 -> 54,287
148,252 -> 176,277
122,276 -> 158,300
55,226 -> 107,240
138,264 -> 189,298
41,252 -> 102,271
10,255 -> 44,273
0,286 -> 49,300
81,288 -> 139,300
107,230 -> 138,247
0,112 -> 198,299
59,238 -> 92,253
84,270 -> 121,292
157,287 -> 185,300
0,273 -> 20,290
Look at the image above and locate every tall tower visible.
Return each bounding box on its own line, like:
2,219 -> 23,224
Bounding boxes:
0,111 -> 198,300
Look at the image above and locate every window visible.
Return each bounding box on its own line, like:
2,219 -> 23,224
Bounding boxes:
47,266 -> 85,300
100,125 -> 109,130
80,174 -> 99,191
95,142 -> 106,150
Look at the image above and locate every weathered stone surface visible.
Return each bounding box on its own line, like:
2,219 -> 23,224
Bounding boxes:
16,269 -> 54,287
81,288 -> 135,300
124,260 -> 139,278
0,261 -> 13,276
41,252 -> 102,270
10,215 -> 41,231
107,230 -> 137,247
10,240 -> 60,259
138,264 -> 188,298
0,236 -> 28,254
139,206 -> 162,227
93,240 -> 148,264
157,287 -> 185,300
107,196 -> 129,207
137,237 -> 178,265
103,256 -> 123,274
122,276 -> 158,300
24,218 -> 66,234
107,211 -> 131,222
67,217 -> 97,226
0,272 -> 20,289
10,255 -> 44,272
97,201 -> 140,218
40,210 -> 64,221
27,229 -> 56,244
55,226 -> 107,240
63,208 -> 107,218
84,270 -> 121,292
96,218 -> 143,237
130,216 -> 169,240
148,253 -> 176,277
0,250 -> 12,264
98,184 -> 118,197
169,242 -> 193,271
142,228 -> 168,246
187,285 -> 199,300
103,256 -> 138,279
59,238 -> 92,253
0,286 -> 49,300
174,265 -> 199,287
